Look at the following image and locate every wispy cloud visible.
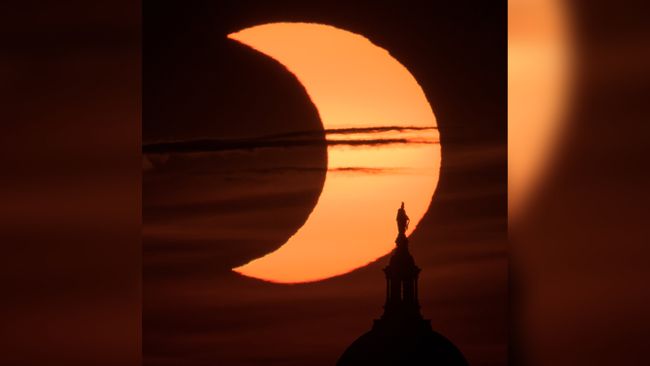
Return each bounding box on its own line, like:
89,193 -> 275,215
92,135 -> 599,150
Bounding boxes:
259,125 -> 436,139
205,166 -> 399,175
143,125 -> 438,154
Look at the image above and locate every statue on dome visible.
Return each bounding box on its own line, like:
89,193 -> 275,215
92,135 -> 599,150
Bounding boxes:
396,202 -> 410,236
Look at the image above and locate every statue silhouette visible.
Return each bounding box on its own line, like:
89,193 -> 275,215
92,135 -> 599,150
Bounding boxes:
396,202 -> 410,237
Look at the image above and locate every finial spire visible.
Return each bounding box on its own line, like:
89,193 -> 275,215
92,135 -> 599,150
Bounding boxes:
383,203 -> 422,320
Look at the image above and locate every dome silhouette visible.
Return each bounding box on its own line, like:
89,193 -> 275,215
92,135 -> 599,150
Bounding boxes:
337,325 -> 467,366
336,204 -> 469,366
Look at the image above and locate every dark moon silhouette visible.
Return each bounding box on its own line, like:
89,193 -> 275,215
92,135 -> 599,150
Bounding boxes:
143,36 -> 327,274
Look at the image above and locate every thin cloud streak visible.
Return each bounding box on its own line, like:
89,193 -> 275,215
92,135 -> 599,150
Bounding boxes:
189,166 -> 403,175
261,125 -> 437,139
143,125 -> 438,153
143,137 -> 437,154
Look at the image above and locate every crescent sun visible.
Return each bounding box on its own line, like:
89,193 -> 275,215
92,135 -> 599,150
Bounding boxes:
228,23 -> 441,283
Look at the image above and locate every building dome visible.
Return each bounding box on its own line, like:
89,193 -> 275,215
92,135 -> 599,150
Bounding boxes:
336,204 -> 469,366
337,321 -> 468,366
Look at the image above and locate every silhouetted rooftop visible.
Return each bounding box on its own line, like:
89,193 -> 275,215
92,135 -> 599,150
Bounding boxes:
336,204 -> 468,366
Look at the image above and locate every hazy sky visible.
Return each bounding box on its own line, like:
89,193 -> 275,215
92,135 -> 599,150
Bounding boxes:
144,2 -> 506,366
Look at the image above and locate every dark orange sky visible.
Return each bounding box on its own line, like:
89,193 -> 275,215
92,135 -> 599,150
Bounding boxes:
143,1 -> 507,365
5,2 -> 650,366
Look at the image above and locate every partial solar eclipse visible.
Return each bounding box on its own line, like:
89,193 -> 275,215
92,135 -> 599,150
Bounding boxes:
228,23 -> 440,283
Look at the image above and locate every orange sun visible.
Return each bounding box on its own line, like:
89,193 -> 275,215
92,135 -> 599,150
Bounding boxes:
228,23 -> 440,283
